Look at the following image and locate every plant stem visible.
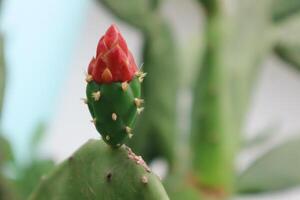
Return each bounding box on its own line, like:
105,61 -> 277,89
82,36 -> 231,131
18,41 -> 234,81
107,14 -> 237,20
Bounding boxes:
191,11 -> 237,198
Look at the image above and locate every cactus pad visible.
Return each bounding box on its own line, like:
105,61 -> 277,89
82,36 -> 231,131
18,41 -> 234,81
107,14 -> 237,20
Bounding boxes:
86,76 -> 141,147
29,139 -> 169,200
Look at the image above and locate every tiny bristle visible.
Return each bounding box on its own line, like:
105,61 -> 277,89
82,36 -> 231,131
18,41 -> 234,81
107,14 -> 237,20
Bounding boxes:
134,98 -> 144,107
112,113 -> 117,121
92,91 -> 101,101
91,118 -> 97,125
141,175 -> 148,184
81,98 -> 88,104
137,107 -> 144,115
85,74 -> 93,82
136,71 -> 147,83
121,82 -> 129,91
125,126 -> 132,134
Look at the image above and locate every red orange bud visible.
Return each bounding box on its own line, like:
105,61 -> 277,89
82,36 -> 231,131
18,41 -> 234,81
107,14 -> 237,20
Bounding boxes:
88,24 -> 138,83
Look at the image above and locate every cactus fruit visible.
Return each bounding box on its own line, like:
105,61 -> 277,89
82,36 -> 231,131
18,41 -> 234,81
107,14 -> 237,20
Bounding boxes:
96,0 -> 179,166
86,25 -> 143,147
29,139 -> 169,200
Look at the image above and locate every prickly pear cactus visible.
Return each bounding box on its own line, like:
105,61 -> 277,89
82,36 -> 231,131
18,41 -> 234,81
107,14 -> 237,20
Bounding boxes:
30,25 -> 168,200
96,0 -> 178,166
85,25 -> 144,147
29,140 -> 169,200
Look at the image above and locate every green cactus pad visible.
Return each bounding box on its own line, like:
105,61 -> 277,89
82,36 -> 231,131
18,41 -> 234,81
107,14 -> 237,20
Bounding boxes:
29,139 -> 169,200
86,76 -> 141,147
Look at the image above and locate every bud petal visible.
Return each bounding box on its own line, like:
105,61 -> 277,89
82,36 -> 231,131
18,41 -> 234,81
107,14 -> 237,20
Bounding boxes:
88,24 -> 138,84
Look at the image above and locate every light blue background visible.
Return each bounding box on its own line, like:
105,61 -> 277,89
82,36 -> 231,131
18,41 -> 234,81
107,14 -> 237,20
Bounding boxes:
1,0 -> 89,161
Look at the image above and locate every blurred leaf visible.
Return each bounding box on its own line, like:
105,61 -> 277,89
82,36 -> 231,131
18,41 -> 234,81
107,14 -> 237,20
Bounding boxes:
275,45 -> 300,70
272,0 -> 300,22
237,136 -> 300,194
97,0 -> 158,30
243,125 -> 278,149
0,175 -> 17,200
274,13 -> 300,70
15,159 -> 55,199
0,135 -> 14,165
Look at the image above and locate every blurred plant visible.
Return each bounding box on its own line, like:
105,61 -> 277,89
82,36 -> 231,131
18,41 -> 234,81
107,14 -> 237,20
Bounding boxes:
12,123 -> 55,199
96,0 -> 179,168
0,122 -> 55,200
0,4 -> 54,198
0,15 -> 16,199
185,0 -> 300,199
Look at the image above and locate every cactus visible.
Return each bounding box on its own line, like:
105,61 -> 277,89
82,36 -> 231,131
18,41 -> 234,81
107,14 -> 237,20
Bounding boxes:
190,1 -> 273,197
85,25 -> 143,147
96,0 -> 178,166
30,25 -> 169,200
29,140 -> 169,200
185,0 -> 300,199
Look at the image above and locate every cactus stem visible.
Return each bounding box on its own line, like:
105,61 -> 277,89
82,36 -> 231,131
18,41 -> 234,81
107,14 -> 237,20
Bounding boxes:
137,107 -> 144,115
112,113 -> 117,121
105,135 -> 110,140
141,175 -> 148,184
91,118 -> 97,125
134,98 -> 144,107
121,82 -> 129,91
85,74 -> 93,82
81,98 -> 88,104
92,91 -> 101,101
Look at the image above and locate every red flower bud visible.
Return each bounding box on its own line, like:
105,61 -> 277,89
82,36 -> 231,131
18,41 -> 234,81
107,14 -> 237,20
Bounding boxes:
88,25 -> 138,83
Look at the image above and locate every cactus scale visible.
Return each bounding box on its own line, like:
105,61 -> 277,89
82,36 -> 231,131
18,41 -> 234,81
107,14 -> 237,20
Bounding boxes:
29,139 -> 169,200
